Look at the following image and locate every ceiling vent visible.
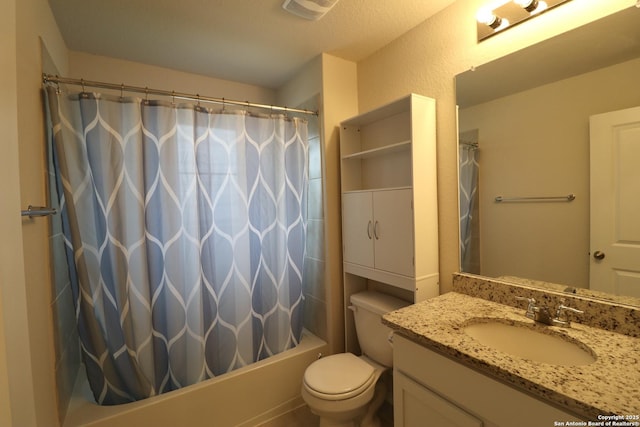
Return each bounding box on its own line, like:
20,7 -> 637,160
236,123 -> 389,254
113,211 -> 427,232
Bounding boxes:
282,0 -> 340,20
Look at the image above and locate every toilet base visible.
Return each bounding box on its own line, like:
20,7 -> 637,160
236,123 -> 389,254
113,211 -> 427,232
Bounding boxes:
318,417 -> 364,427
318,418 -> 380,427
314,380 -> 386,427
359,380 -> 386,427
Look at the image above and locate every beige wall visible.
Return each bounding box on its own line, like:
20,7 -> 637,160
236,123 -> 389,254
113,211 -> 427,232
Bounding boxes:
1,1 -> 20,424
319,54 -> 358,353
357,0 -> 635,294
17,0 -> 70,422
0,286 -> 11,427
68,51 -> 276,104
459,57 -> 640,287
2,0 -> 69,425
276,56 -> 322,109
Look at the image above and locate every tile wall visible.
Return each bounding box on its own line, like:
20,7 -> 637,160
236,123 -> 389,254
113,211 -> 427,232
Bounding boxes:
302,103 -> 327,340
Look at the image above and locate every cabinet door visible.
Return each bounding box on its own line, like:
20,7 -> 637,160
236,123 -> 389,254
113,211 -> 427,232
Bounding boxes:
395,372 -> 483,427
342,192 -> 374,268
373,189 -> 414,276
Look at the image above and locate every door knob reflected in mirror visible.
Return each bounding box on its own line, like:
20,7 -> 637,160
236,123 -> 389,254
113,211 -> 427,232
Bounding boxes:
593,251 -> 605,260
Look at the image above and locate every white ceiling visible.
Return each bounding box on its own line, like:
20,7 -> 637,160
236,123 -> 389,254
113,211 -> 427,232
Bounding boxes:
48,0 -> 457,89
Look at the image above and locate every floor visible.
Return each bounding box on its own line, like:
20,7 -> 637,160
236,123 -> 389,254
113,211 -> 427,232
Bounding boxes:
257,404 -> 319,427
257,402 -> 394,427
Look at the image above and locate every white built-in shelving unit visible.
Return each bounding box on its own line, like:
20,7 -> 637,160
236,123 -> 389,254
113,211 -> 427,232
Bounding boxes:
340,93 -> 439,353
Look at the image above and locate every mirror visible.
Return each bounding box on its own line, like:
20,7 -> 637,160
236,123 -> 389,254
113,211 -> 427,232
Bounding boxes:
456,5 -> 640,306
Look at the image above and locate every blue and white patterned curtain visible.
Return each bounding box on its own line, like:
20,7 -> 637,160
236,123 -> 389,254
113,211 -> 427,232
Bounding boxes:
459,143 -> 479,273
45,87 -> 307,405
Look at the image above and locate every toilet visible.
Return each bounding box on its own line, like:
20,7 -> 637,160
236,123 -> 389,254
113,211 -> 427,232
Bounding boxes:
301,291 -> 410,427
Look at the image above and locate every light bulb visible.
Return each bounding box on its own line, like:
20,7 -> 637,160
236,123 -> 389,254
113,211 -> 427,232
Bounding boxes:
514,0 -> 536,9
531,1 -> 548,14
476,7 -> 502,29
514,0 -> 547,13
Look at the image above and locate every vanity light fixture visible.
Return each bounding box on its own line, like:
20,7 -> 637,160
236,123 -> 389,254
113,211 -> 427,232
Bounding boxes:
477,0 -> 572,42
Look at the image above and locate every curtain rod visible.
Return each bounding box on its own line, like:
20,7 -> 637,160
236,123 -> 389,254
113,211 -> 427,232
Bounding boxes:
42,74 -> 319,116
460,141 -> 478,149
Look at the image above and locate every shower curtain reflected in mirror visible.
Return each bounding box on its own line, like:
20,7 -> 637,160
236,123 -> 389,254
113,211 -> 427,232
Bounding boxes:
45,87 -> 308,405
459,131 -> 480,274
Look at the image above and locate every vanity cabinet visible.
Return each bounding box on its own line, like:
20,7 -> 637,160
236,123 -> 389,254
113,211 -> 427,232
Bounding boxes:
340,94 -> 439,353
395,371 -> 482,427
393,335 -> 585,427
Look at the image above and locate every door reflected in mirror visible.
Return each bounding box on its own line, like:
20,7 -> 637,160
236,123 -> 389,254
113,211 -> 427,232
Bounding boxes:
456,6 -> 640,304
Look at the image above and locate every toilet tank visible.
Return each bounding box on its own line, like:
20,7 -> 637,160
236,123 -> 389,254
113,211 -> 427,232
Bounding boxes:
350,291 -> 410,367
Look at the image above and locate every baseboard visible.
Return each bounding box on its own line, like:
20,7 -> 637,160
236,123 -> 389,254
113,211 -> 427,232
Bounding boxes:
236,396 -> 306,427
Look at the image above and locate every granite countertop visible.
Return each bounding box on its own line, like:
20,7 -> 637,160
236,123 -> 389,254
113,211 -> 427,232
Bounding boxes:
382,292 -> 640,420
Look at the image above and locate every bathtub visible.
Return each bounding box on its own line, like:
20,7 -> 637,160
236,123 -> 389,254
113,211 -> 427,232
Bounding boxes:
63,332 -> 327,427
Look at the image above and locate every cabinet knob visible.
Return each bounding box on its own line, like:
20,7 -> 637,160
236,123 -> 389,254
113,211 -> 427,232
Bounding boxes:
367,221 -> 373,239
374,221 -> 380,240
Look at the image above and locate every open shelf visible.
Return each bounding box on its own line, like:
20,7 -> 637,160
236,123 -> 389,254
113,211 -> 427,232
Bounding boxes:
342,186 -> 411,195
341,140 -> 411,161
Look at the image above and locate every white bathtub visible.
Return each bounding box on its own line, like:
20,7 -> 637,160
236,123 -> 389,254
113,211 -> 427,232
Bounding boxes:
63,332 -> 327,427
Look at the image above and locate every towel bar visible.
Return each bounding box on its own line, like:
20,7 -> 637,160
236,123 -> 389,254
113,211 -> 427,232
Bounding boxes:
21,205 -> 57,218
495,194 -> 575,203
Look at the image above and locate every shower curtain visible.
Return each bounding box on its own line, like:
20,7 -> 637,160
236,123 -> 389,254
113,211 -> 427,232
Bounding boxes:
45,87 -> 308,405
459,143 -> 479,273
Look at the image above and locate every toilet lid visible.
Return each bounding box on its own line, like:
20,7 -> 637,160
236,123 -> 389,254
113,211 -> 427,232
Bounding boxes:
304,353 -> 376,400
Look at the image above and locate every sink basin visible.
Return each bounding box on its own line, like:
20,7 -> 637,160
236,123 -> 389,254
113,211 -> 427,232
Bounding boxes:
463,320 -> 596,365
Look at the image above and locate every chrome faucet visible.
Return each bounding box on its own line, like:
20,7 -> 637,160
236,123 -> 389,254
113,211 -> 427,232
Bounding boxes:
515,297 -> 583,327
533,306 -> 553,325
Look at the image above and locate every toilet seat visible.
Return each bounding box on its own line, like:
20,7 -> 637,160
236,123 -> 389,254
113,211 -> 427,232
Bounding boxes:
303,353 -> 377,401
